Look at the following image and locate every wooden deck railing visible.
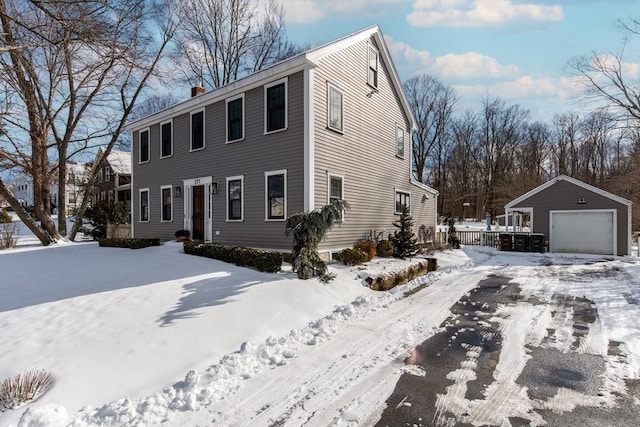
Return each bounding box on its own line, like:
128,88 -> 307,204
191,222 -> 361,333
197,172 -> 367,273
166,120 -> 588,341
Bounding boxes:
435,230 -> 501,248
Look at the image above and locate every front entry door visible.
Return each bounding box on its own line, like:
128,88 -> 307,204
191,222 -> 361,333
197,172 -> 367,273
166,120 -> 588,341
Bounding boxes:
192,185 -> 205,240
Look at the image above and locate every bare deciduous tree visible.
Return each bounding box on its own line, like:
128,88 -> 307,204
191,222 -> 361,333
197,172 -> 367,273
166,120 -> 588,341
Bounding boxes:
1,0 -> 178,244
173,0 -> 301,89
570,16 -> 640,124
403,74 -> 456,183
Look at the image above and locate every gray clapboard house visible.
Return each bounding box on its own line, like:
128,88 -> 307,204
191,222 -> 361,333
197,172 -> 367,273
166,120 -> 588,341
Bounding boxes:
128,26 -> 439,257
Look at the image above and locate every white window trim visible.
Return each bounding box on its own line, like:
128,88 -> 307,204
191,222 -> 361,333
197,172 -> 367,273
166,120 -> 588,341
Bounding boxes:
395,189 -> 411,214
395,124 -> 405,159
327,82 -> 344,134
160,119 -> 173,159
327,172 -> 345,222
138,128 -> 150,164
367,44 -> 379,88
264,169 -> 287,221
226,175 -> 244,222
160,185 -> 173,222
226,93 -> 245,143
264,77 -> 288,135
190,109 -> 205,152
139,188 -> 150,222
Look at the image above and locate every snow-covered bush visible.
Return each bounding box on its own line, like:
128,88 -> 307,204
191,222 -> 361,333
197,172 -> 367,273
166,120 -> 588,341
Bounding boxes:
0,369 -> 54,412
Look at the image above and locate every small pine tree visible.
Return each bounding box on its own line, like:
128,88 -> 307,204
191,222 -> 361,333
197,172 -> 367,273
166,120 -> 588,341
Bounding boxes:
285,200 -> 350,280
390,207 -> 420,259
446,215 -> 461,249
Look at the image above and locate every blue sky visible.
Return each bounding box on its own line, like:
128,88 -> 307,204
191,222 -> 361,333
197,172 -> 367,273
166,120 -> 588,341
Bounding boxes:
280,0 -> 640,122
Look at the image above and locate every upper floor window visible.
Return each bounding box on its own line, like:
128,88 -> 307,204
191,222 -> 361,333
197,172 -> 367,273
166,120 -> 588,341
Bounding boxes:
327,83 -> 344,133
104,166 -> 110,182
139,188 -> 149,222
191,109 -> 205,151
226,94 -> 244,143
396,125 -> 405,158
161,185 -> 172,222
265,170 -> 286,220
226,175 -> 244,221
161,120 -> 173,158
265,78 -> 287,133
368,45 -> 379,88
395,190 -> 410,214
139,128 -> 150,163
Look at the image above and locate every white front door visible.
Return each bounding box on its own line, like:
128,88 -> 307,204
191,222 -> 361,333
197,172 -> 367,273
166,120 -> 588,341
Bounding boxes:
183,177 -> 213,241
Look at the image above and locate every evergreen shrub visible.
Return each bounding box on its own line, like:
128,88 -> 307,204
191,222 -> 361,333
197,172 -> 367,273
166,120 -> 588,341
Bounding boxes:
355,240 -> 376,261
98,237 -> 161,249
376,240 -> 394,257
0,209 -> 11,224
183,241 -> 282,273
336,247 -> 368,265
390,207 -> 420,259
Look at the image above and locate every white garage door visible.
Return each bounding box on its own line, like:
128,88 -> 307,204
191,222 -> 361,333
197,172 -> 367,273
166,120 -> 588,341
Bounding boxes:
550,211 -> 615,255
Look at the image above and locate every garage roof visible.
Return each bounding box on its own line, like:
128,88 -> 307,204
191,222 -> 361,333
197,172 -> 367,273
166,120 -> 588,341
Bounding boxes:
505,175 -> 632,209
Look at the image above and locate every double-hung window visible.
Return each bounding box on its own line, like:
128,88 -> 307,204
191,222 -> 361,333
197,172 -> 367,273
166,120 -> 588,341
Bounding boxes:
368,45 -> 379,88
328,174 -> 344,221
104,166 -> 110,182
395,190 -> 410,214
139,129 -> 150,163
226,94 -> 244,143
265,78 -> 287,133
190,109 -> 205,151
161,120 -> 173,158
139,189 -> 149,222
265,170 -> 286,220
395,125 -> 405,158
327,83 -> 344,133
161,185 -> 172,222
226,176 -> 244,221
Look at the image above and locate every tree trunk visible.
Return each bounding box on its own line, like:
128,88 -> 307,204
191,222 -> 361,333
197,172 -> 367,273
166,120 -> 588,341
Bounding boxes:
0,179 -> 54,246
57,157 -> 67,235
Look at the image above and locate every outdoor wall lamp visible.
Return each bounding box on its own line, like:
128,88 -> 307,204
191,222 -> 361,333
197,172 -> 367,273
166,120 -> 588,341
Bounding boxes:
577,197 -> 586,205
174,186 -> 182,198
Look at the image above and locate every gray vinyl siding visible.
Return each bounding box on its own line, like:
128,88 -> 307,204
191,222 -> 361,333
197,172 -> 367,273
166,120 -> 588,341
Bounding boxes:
132,71 -> 305,249
510,180 -> 629,255
312,37 -> 437,251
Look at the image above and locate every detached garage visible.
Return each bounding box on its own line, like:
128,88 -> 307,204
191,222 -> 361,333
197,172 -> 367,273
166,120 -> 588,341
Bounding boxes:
504,175 -> 632,256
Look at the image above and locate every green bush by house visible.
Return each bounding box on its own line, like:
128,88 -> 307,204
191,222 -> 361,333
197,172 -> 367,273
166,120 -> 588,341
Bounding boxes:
98,238 -> 161,249
335,247 -> 369,265
183,241 -> 282,273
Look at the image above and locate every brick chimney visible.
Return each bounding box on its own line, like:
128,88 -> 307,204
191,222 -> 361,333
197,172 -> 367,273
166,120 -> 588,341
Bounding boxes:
191,86 -> 205,97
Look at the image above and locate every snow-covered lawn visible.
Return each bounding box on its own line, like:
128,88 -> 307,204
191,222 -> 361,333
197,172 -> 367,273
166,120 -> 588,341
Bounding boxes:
1,220 -> 638,426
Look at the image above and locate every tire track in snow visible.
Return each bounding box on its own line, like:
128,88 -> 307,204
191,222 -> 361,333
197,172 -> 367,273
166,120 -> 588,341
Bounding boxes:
166,268 -> 489,426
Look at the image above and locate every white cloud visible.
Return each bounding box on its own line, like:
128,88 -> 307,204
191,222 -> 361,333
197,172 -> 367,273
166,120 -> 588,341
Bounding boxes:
433,52 -> 519,79
385,35 -> 519,80
407,0 -> 563,28
277,0 -> 403,24
454,75 -> 583,114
